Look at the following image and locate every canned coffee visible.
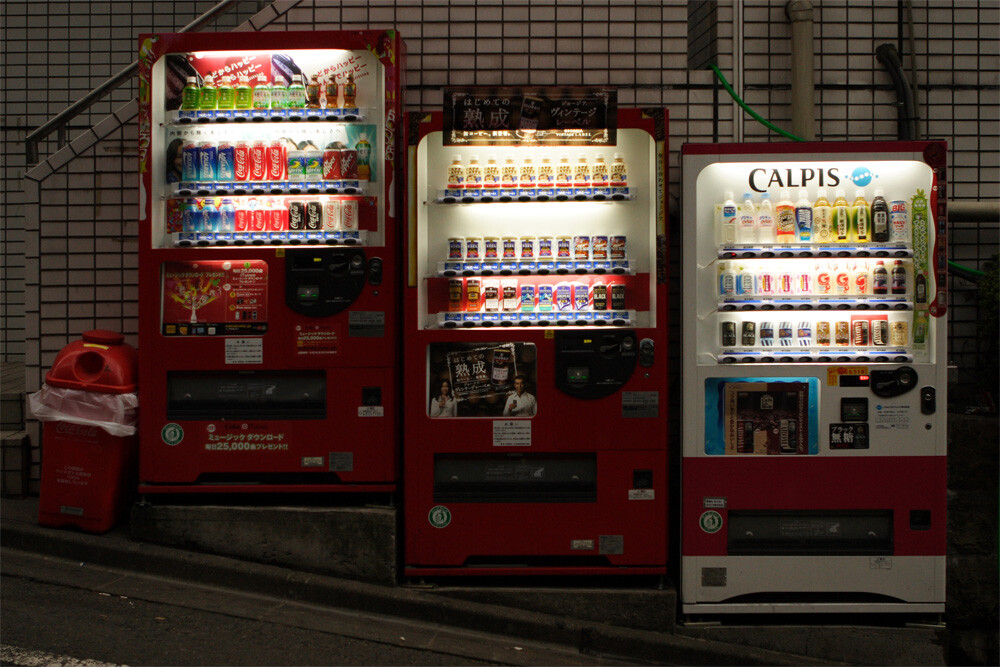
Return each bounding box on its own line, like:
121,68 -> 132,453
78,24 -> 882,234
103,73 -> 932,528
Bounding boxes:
721,321 -> 737,347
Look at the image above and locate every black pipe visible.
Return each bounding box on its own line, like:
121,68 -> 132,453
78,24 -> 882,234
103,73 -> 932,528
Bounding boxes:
875,43 -> 917,141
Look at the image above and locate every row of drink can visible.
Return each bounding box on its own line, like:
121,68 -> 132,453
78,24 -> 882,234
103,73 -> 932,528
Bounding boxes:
180,140 -> 360,183
179,197 -> 358,233
719,259 -> 910,298
451,278 -> 626,313
447,235 -> 627,262
721,316 -> 909,348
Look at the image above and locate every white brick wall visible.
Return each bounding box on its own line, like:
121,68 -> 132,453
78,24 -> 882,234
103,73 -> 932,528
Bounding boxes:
3,0 -> 999,487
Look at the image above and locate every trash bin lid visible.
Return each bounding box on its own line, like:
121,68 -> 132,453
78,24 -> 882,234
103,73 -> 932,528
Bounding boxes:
81,329 -> 126,346
45,330 -> 138,394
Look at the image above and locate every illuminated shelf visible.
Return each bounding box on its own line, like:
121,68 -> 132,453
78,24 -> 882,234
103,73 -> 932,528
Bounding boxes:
170,230 -> 366,247
172,180 -> 371,197
169,108 -> 366,124
718,244 -> 912,259
718,298 -> 914,312
717,350 -> 913,364
437,259 -> 633,277
432,310 -> 635,329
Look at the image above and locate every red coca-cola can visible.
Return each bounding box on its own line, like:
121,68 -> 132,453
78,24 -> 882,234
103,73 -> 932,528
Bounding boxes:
249,141 -> 267,182
323,148 -> 342,180
267,198 -> 285,231
250,198 -> 267,231
234,141 -> 251,182
234,202 -> 250,231
267,140 -> 285,180
341,198 -> 358,229
340,149 -> 359,179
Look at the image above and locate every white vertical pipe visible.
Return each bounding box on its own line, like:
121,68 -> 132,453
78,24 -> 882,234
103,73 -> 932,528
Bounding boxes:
786,0 -> 816,141
734,0 -> 745,142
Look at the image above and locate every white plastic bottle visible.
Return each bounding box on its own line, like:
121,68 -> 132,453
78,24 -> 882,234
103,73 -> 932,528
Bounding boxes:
445,154 -> 464,199
610,153 -> 628,198
738,192 -> 757,244
719,261 -> 736,297
756,192 -> 776,244
720,191 -> 738,245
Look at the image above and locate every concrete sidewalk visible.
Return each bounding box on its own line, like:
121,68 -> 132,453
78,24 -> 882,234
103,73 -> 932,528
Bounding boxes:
1,496 -> 952,666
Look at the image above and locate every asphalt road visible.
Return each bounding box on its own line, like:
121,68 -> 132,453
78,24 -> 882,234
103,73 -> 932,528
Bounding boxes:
1,549 -> 633,666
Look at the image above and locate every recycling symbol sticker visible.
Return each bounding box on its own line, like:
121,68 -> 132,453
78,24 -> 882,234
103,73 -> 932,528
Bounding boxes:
428,505 -> 452,529
699,510 -> 723,534
161,423 -> 184,446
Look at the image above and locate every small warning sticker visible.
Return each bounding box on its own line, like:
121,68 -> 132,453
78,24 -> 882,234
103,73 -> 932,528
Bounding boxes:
622,391 -> 659,418
349,311 -> 385,338
874,404 -> 912,430
225,338 -> 263,364
493,420 -> 531,447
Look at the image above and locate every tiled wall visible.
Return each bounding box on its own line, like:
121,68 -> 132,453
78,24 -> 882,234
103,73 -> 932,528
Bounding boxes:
2,1 -> 263,361
4,0 -> 999,485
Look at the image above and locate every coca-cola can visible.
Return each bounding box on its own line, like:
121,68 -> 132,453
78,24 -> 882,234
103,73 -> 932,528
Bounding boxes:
340,149 -> 359,179
267,199 -> 285,231
305,201 -> 323,230
267,140 -> 285,180
323,148 -> 342,180
288,201 -> 306,230
234,141 -> 251,181
341,198 -> 358,229
323,200 -> 341,230
249,141 -> 267,181
250,198 -> 266,231
234,202 -> 250,231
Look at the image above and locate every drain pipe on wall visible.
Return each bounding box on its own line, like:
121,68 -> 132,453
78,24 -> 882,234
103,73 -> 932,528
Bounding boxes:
786,0 -> 816,141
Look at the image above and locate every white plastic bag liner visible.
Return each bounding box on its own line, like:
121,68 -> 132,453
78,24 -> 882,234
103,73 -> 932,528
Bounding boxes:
28,384 -> 139,437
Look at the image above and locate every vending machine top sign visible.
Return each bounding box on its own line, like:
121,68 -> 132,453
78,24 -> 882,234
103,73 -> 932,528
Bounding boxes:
442,87 -> 617,146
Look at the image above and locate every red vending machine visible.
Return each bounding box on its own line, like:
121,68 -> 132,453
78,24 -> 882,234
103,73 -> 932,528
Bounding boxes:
137,31 -> 404,493
680,141 -> 948,614
403,91 -> 669,576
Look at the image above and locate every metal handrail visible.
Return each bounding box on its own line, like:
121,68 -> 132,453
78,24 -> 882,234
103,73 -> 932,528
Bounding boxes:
25,0 -> 243,165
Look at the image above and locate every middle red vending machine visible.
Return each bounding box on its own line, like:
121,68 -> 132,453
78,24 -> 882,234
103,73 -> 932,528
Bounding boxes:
404,90 -> 669,575
137,31 -> 404,493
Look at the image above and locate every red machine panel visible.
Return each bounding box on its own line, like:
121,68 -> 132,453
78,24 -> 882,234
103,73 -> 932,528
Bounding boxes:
403,107 -> 669,575
137,31 -> 404,493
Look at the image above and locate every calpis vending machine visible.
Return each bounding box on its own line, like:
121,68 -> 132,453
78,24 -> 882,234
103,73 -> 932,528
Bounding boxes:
680,141 -> 948,614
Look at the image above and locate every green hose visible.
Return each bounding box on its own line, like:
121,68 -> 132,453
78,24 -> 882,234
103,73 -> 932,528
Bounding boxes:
711,64 -> 805,142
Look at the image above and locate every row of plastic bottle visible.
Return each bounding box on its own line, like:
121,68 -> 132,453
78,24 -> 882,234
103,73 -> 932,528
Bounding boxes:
719,188 -> 908,245
445,153 -> 628,198
719,259 -> 915,298
180,73 -> 357,112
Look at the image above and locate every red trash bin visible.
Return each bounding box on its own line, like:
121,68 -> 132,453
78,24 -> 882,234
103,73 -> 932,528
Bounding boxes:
32,330 -> 139,533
